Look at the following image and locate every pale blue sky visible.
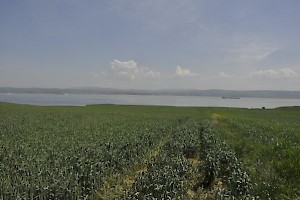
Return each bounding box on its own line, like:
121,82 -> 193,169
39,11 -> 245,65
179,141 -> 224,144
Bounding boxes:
1,0 -> 300,90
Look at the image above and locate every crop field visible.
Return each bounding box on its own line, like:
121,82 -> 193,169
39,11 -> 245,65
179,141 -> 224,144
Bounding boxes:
0,102 -> 299,199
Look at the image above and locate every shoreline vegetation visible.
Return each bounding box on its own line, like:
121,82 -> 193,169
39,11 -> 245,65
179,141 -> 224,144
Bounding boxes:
1,102 -> 299,199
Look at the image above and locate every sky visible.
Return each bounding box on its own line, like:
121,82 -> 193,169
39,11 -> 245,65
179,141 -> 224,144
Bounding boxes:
1,0 -> 300,90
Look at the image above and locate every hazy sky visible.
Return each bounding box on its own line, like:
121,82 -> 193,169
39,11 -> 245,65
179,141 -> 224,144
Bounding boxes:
1,0 -> 300,90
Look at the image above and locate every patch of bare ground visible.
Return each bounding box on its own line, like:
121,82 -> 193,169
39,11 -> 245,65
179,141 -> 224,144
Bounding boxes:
135,165 -> 147,174
188,157 -> 201,167
95,173 -> 126,200
187,188 -> 197,198
184,152 -> 203,199
211,178 -> 225,191
184,143 -> 224,199
124,175 -> 135,186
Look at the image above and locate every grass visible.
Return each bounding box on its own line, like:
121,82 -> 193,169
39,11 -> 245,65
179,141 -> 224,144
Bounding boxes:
206,107 -> 300,199
0,102 -> 299,199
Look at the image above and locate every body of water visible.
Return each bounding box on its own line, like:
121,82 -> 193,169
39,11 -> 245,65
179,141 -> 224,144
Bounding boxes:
1,93 -> 300,108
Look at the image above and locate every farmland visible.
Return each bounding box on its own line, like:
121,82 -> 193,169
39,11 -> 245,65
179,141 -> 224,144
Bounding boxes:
0,102 -> 300,199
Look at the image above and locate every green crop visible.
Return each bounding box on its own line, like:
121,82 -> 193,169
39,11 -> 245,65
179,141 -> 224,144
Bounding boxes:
0,103 -> 299,199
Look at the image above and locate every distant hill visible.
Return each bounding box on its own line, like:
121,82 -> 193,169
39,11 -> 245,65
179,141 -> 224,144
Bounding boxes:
1,87 -> 300,99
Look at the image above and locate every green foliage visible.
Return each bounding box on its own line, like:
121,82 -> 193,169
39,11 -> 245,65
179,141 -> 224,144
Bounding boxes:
210,107 -> 300,199
199,125 -> 252,199
0,104 -> 176,199
0,103 -> 299,199
127,121 -> 202,199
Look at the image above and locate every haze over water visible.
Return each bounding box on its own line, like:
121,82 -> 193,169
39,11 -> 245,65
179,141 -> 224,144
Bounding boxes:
1,93 -> 300,109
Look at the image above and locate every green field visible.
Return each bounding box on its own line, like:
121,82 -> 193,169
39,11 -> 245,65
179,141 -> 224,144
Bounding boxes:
0,102 -> 299,199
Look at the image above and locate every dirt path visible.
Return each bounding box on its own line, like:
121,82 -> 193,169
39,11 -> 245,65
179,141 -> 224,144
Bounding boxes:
94,128 -> 173,199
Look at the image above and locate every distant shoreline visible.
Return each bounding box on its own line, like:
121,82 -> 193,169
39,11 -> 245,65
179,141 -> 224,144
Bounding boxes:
1,93 -> 300,108
1,87 -> 300,99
